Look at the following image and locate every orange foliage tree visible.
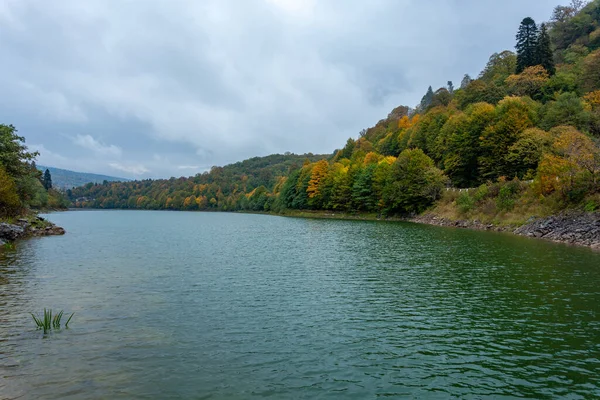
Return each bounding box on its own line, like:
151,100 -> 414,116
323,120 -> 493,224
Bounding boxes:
537,126 -> 600,199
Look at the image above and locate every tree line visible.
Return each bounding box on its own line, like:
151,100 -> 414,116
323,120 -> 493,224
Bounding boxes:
63,1 -> 600,216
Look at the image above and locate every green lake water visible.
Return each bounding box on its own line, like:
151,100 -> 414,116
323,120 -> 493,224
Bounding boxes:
1,210 -> 599,399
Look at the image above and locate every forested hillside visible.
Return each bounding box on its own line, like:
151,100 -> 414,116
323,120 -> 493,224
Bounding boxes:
68,153 -> 328,211
37,166 -> 129,190
69,0 -> 600,220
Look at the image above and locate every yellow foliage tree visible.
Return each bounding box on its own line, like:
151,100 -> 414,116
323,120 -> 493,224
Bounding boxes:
398,114 -> 420,130
0,165 -> 21,216
363,152 -> 381,165
307,160 -> 329,199
537,126 -> 600,197
505,65 -> 550,97
584,90 -> 600,110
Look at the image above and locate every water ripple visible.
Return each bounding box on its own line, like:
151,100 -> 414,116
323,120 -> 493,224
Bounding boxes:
1,210 -> 599,399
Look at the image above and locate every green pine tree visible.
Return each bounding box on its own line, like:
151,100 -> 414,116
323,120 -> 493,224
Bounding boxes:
516,17 -> 539,73
536,23 -> 555,75
43,169 -> 52,190
420,86 -> 434,110
460,74 -> 473,89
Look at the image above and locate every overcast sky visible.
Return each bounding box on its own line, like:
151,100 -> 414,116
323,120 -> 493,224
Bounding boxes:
0,0 -> 561,179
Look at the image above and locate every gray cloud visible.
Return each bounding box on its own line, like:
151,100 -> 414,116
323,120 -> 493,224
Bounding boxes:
0,0 -> 560,178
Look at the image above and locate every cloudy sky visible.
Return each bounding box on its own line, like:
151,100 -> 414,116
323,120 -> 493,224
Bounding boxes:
0,0 -> 560,179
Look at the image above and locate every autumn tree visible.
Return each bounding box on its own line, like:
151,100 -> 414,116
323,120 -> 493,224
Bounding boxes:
505,65 -> 550,98
306,160 -> 329,208
0,165 -> 21,216
584,90 -> 600,135
537,126 -> 600,200
581,49 -> 600,93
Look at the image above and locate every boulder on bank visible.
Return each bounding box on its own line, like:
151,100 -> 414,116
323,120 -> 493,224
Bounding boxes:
0,223 -> 25,241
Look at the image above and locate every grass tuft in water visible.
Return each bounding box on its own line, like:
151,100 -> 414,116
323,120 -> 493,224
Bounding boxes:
31,309 -> 74,333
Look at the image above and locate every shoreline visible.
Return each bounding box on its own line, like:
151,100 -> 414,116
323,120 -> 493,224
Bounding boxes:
272,209 -> 600,250
0,212 -> 65,249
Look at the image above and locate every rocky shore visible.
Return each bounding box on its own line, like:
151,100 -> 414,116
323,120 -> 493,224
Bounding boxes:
0,215 -> 65,247
514,213 -> 600,249
412,212 -> 600,249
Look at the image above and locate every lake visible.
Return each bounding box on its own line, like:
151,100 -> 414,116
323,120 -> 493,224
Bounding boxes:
1,210 -> 599,399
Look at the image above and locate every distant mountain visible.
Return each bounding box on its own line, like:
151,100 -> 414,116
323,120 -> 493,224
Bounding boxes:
37,165 -> 130,190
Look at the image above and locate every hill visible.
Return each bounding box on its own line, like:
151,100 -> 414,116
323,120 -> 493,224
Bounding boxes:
68,0 -> 600,221
68,153 -> 329,210
37,165 -> 130,190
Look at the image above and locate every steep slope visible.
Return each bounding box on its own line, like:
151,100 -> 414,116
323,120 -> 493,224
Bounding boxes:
275,0 -> 600,221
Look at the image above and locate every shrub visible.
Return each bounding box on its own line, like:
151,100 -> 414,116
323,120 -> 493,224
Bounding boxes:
457,192 -> 475,213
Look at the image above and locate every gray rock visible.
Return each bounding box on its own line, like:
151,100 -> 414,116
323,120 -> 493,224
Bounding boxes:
515,212 -> 600,248
0,223 -> 25,241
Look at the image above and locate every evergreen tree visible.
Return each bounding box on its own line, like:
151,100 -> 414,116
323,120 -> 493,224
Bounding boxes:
420,86 -> 434,110
536,23 -> 555,75
460,74 -> 473,89
43,169 -> 52,190
447,81 -> 454,94
516,17 -> 539,73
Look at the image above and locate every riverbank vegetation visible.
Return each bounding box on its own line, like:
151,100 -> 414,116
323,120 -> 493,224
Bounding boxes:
0,124 -> 69,220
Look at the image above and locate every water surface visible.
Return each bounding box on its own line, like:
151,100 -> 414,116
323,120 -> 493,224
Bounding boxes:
1,210 -> 599,399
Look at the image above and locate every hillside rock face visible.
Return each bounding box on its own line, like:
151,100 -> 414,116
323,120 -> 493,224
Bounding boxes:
515,213 -> 600,249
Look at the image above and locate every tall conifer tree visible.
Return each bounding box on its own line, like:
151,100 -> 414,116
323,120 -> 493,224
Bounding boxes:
420,86 -> 434,110
43,169 -> 52,190
460,74 -> 473,89
536,23 -> 555,75
516,17 -> 539,73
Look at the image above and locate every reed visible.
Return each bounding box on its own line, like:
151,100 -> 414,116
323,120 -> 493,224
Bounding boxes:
31,309 -> 74,333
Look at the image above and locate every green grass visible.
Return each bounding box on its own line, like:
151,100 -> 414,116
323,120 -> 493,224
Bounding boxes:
31,309 -> 74,333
